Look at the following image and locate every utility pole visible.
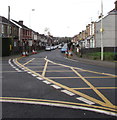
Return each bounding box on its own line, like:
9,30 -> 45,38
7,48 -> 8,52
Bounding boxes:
8,6 -> 10,37
100,0 -> 104,61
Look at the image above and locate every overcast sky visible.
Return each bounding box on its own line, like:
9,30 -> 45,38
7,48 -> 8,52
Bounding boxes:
0,0 -> 115,37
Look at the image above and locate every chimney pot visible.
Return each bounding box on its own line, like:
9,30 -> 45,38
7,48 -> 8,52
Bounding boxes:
19,20 -> 23,25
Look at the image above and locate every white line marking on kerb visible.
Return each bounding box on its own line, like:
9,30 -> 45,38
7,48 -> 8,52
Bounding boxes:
76,97 -> 95,105
61,90 -> 75,96
51,85 -> 61,89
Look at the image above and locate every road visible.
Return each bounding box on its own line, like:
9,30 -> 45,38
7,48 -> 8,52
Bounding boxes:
1,49 -> 117,119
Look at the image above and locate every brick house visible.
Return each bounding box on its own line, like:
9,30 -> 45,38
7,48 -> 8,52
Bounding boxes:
0,16 -> 20,55
12,20 -> 32,54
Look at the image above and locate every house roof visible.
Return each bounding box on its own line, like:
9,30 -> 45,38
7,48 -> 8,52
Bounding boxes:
0,16 -> 19,27
10,19 -> 22,28
12,19 -> 30,30
108,9 -> 117,15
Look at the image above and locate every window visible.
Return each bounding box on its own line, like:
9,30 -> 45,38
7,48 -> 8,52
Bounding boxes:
2,25 -> 4,33
10,26 -> 12,34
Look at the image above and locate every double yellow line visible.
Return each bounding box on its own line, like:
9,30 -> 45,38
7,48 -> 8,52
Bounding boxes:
0,97 -> 116,113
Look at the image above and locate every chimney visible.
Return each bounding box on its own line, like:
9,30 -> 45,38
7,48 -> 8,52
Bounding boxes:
19,20 -> 23,25
115,0 -> 117,10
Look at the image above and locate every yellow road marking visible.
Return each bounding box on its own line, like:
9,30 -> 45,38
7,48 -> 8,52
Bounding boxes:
47,76 -> 115,79
48,77 -> 81,79
42,60 -> 48,77
16,58 -> 117,109
72,87 -> 117,90
75,69 -> 117,77
33,65 -> 66,67
23,58 -> 35,66
46,70 -> 72,72
26,66 -> 44,68
47,59 -> 117,77
71,67 -> 114,106
36,70 -> 73,72
17,56 -> 25,60
1,96 -> 117,113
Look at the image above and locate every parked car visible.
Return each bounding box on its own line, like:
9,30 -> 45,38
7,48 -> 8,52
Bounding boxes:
54,45 -> 58,49
45,46 -> 51,51
51,46 -> 54,50
58,45 -> 62,49
61,43 -> 68,53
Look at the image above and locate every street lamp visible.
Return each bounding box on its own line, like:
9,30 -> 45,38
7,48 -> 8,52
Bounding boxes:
28,9 -> 35,54
29,9 -> 35,28
100,0 -> 104,61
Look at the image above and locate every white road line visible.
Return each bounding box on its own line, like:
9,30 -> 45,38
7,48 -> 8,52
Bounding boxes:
18,66 -> 23,68
15,68 -> 20,71
43,81 -> 51,84
13,59 -> 16,63
8,59 -> 22,72
27,72 -> 32,74
36,77 -> 43,80
61,90 -> 75,96
31,74 -> 37,77
8,59 -> 11,63
13,67 -> 16,69
51,85 -> 61,89
76,97 -> 95,105
21,68 -> 25,70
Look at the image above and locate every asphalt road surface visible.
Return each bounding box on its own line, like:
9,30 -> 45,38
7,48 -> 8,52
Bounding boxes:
1,49 -> 117,119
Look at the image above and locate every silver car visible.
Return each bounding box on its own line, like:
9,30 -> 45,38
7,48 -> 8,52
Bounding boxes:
45,46 -> 51,51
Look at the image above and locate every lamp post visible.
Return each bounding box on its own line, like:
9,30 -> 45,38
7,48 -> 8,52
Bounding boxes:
29,9 -> 35,28
29,9 -> 35,53
100,0 -> 104,61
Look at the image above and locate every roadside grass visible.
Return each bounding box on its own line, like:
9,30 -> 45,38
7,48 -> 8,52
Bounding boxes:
80,52 -> 117,61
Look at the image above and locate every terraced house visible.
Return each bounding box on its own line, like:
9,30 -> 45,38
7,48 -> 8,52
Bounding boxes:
1,16 -> 50,56
0,16 -> 19,56
72,1 -> 117,54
